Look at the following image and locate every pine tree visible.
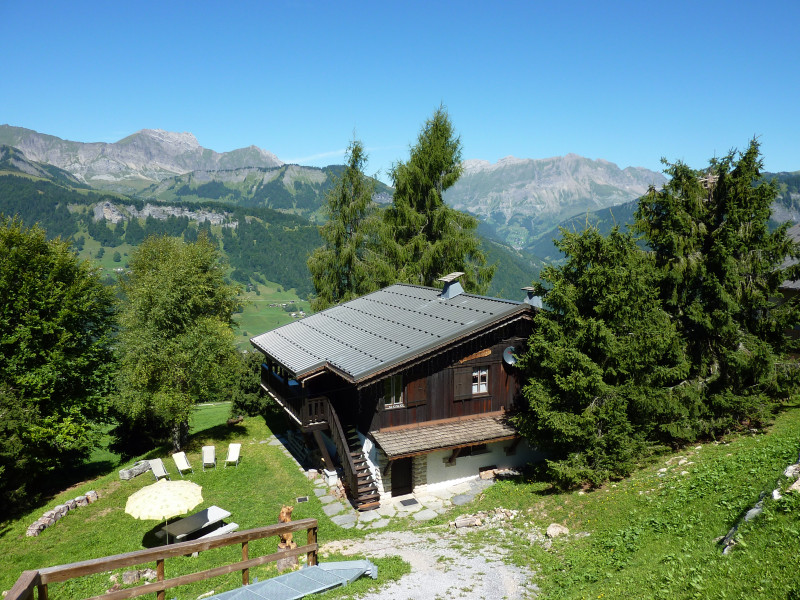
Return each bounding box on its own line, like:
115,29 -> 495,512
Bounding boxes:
384,106 -> 494,293
307,139 -> 389,311
635,139 -> 800,426
514,226 -> 689,486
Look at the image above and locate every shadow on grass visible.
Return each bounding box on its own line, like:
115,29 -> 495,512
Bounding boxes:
141,522 -> 169,549
182,423 -> 244,454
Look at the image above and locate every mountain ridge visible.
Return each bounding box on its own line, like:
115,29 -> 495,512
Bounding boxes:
0,125 -> 283,193
445,153 -> 667,249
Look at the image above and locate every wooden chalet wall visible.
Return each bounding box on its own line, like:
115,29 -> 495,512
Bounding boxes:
361,322 -> 530,432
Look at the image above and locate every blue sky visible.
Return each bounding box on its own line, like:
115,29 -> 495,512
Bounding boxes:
2,1 -> 798,183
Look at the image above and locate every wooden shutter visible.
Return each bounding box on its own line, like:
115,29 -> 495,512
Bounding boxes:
406,375 -> 428,407
453,367 -> 472,400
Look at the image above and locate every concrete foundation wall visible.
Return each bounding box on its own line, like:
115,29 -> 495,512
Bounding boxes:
419,438 -> 538,493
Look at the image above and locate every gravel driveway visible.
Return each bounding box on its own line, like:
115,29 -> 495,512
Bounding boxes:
321,523 -> 538,599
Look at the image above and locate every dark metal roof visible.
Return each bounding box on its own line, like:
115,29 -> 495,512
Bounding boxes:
250,283 -> 531,383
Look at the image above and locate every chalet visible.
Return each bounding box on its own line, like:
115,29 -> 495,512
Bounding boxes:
250,273 -> 539,510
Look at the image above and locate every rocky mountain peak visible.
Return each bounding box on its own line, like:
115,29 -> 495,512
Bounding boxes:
125,129 -> 202,152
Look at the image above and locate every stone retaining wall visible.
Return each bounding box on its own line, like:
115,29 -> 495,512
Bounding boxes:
26,490 -> 99,537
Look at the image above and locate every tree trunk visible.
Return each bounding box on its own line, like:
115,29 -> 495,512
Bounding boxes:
171,420 -> 189,451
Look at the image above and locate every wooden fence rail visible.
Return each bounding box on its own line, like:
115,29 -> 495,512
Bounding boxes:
7,519 -> 318,600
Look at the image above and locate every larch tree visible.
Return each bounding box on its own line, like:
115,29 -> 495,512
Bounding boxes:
114,234 -> 241,451
384,106 -> 495,293
0,217 -> 115,507
307,139 -> 390,311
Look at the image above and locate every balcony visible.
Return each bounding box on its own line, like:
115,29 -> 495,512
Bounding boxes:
260,365 -> 328,430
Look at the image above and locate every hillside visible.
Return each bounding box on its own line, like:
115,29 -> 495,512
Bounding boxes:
0,160 -> 540,303
141,163 -> 394,219
0,169 -> 319,297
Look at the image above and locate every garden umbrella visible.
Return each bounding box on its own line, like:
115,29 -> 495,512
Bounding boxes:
125,479 -> 203,541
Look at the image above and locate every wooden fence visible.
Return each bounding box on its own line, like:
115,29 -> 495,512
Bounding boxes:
7,519 -> 318,600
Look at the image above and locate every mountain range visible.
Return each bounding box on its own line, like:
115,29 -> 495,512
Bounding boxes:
445,154 -> 666,250
0,125 -> 669,245
2,124 -> 797,278
0,125 -> 282,193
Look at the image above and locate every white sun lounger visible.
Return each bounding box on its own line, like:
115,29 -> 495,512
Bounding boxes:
202,445 -> 216,471
172,452 -> 193,477
225,443 -> 241,467
149,458 -> 170,481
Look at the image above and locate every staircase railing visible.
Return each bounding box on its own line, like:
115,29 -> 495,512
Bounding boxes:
324,400 -> 358,499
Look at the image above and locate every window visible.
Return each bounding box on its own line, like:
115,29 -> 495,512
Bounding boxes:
472,367 -> 488,394
383,374 -> 403,409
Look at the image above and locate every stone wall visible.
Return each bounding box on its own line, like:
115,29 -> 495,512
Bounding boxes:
26,491 -> 99,537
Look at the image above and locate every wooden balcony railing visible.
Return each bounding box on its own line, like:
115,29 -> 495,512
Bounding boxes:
7,519 -> 318,600
260,365 -> 328,429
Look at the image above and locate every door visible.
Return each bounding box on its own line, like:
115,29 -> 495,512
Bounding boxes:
391,457 -> 413,496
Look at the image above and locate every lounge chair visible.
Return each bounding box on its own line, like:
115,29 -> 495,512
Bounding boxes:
202,445 -> 216,471
149,458 -> 170,481
225,443 -> 241,468
172,452 -> 193,477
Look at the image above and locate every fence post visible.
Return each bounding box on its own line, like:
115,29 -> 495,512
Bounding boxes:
241,541 -> 249,585
37,583 -> 48,600
307,525 -> 318,566
156,558 -> 165,600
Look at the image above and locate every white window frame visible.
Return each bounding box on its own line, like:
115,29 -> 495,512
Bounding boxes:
472,367 -> 488,395
383,374 -> 404,409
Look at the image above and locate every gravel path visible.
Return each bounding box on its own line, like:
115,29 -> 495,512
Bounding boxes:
321,525 -> 538,600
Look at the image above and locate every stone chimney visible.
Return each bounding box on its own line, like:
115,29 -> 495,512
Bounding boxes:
438,272 -> 465,299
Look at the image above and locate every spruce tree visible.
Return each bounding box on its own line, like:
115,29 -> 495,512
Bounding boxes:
635,139 -> 800,427
384,106 -> 494,293
307,139 -> 389,311
514,226 -> 689,486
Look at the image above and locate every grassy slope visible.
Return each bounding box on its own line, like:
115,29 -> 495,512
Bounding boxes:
5,401 -> 800,599
450,403 -> 800,599
0,404 -> 405,599
233,283 -> 312,349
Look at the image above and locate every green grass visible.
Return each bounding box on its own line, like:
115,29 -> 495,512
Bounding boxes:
233,283 -> 311,348
0,405 -> 389,600
6,399 -> 800,599
447,403 -> 800,599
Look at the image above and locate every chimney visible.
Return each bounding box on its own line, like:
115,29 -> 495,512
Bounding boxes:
522,286 -> 542,308
438,272 -> 465,299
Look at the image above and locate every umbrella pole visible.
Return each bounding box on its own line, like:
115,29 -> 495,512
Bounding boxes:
165,518 -> 169,545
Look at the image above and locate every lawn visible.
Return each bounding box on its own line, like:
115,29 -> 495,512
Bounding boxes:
443,403 -> 800,599
232,282 -> 312,349
6,400 -> 800,600
0,403 -> 401,600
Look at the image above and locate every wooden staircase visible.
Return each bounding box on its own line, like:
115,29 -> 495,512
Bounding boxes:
346,427 -> 380,511
325,398 -> 381,511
